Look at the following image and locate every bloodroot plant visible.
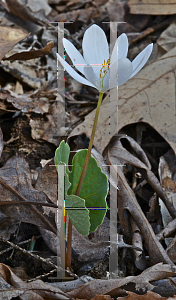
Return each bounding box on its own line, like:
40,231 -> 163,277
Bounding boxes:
55,24 -> 153,271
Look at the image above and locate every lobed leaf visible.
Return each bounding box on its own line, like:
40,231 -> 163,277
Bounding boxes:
68,149 -> 109,232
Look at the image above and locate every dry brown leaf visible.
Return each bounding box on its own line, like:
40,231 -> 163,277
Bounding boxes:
91,141 -> 174,267
66,278 -> 125,300
104,135 -> 175,265
0,263 -> 70,300
56,8 -> 95,22
105,263 -> 176,297
5,0 -> 51,25
100,0 -> 124,22
130,216 -> 148,271
30,100 -> 65,145
0,288 -> 39,300
0,127 -> 3,158
0,26 -> 29,62
0,59 -> 45,89
0,212 -> 19,241
66,264 -> 176,299
147,194 -> 160,223
94,0 -> 109,5
117,290 -> 167,299
157,218 -> 176,242
127,0 -> 176,15
3,41 -> 54,61
91,296 -> 112,300
167,235 -> 176,263
69,46 -> 176,157
0,101 -> 16,115
66,0 -> 83,8
157,23 -> 176,53
158,149 -> 176,247
5,90 -> 50,114
0,156 -> 56,234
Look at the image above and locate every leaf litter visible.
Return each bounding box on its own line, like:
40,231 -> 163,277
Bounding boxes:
0,0 -> 176,299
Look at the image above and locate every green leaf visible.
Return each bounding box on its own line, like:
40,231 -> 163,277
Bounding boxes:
55,140 -> 70,174
55,141 -> 90,235
65,172 -> 90,236
68,150 -> 109,232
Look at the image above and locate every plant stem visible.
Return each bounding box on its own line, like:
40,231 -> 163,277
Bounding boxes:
75,92 -> 104,196
60,202 -> 66,276
66,217 -> 72,270
66,92 -> 104,270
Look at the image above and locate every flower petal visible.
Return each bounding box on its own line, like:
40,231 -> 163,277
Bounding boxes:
109,57 -> 133,88
111,33 -> 128,64
83,65 -> 96,87
111,40 -> 118,65
57,53 -> 97,89
118,34 -> 128,59
118,58 -> 133,86
130,43 -> 153,78
63,38 -> 86,75
82,24 -> 109,80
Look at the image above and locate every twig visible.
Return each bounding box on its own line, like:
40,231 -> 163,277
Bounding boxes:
129,21 -> 170,46
0,236 -> 42,256
25,268 -> 57,282
133,179 -> 147,193
0,238 -> 78,280
0,200 -> 60,209
157,218 -> 176,241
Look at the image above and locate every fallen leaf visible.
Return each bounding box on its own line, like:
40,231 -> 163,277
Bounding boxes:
167,236 -> 176,263
91,295 -> 112,300
55,8 -> 94,22
3,41 -> 54,61
100,0 -> 124,22
0,263 -> 70,300
0,211 -> 19,241
158,149 -> 176,247
0,26 -> 29,62
30,99 -> 67,145
117,290 -> 167,299
127,0 -> 176,15
104,135 -> 175,266
46,275 -> 94,292
0,89 -> 50,114
130,215 -> 148,270
66,278 -> 125,300
0,288 -> 39,300
147,194 -> 160,223
0,156 -> 56,234
5,0 -> 51,25
157,23 -> 176,53
105,263 -> 176,297
0,59 -> 45,89
0,127 -> 3,157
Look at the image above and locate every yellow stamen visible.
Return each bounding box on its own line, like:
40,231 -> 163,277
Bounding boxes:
99,58 -> 110,89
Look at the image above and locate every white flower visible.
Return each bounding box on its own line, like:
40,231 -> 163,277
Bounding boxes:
57,24 -> 153,93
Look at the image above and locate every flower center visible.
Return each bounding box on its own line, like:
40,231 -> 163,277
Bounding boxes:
99,58 -> 110,89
